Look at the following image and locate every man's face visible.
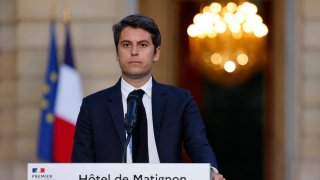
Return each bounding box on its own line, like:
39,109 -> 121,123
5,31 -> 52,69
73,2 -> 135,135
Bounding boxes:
116,26 -> 160,80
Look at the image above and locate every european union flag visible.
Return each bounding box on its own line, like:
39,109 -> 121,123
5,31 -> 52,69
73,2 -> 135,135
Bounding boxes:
37,21 -> 59,161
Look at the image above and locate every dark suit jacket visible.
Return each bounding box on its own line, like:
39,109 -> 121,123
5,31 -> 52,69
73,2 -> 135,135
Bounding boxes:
72,78 -> 218,169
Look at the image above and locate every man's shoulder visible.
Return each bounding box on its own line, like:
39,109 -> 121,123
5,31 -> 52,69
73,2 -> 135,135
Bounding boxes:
157,83 -> 186,91
155,82 -> 191,97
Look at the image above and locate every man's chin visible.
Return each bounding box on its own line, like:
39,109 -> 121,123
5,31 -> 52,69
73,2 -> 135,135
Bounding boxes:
123,72 -> 151,80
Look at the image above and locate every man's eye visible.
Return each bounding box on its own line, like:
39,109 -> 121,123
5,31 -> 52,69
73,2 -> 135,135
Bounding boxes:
140,43 -> 148,47
122,43 -> 130,47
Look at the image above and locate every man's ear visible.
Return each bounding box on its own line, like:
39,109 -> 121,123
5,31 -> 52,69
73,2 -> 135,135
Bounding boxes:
153,46 -> 161,63
115,47 -> 119,61
116,54 -> 119,61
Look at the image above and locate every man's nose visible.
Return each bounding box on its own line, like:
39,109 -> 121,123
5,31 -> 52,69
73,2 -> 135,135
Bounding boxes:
131,45 -> 138,56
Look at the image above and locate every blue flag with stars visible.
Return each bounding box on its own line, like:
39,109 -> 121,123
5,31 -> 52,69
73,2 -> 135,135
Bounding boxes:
37,21 -> 59,161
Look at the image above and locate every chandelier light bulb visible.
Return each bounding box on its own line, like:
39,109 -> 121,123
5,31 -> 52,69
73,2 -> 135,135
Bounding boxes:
234,12 -> 245,24
237,53 -> 249,65
203,6 -> 211,13
187,24 -> 199,37
203,12 -> 215,24
193,13 -> 203,25
212,13 -> 221,23
241,2 -> 258,15
253,23 -> 268,37
226,2 -> 238,13
215,21 -> 227,33
224,12 -> 234,24
210,2 -> 222,13
230,23 -> 241,33
242,22 -> 253,33
224,61 -> 236,73
211,53 -> 223,65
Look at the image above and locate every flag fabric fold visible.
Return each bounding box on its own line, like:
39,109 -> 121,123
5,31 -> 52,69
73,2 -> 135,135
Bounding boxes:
37,21 -> 59,162
52,23 -> 83,162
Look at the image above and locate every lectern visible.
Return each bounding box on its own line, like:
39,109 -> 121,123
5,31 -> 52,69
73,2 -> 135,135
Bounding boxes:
28,163 -> 210,180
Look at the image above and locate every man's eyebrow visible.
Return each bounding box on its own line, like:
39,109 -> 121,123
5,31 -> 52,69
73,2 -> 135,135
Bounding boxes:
138,40 -> 151,44
119,40 -> 131,44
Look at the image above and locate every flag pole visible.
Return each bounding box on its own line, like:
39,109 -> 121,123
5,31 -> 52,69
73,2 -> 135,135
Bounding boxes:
50,0 -> 56,21
62,7 -> 71,24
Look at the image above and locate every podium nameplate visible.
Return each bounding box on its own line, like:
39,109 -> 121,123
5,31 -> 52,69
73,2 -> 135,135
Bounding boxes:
28,163 -> 210,180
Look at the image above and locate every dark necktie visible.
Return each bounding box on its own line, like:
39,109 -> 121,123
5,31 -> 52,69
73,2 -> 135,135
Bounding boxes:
128,89 -> 149,162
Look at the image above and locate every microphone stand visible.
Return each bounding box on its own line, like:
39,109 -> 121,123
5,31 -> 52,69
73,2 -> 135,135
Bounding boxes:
121,131 -> 132,163
122,111 -> 136,163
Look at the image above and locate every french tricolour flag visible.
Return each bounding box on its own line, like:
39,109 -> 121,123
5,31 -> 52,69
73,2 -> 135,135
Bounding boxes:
52,22 -> 83,162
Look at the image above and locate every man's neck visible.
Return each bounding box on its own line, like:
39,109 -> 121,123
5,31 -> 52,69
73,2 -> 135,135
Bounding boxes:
122,75 -> 152,88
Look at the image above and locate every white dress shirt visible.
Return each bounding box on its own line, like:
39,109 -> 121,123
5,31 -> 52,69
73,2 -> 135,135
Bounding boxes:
121,77 -> 160,163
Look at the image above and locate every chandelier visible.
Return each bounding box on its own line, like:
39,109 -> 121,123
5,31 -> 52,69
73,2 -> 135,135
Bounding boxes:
187,1 -> 268,86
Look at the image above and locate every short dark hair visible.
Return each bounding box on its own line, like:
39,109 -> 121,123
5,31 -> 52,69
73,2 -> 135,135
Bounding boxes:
112,14 -> 161,53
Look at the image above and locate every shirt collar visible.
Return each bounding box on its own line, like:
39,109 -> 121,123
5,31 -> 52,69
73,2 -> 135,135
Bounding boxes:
121,77 -> 152,99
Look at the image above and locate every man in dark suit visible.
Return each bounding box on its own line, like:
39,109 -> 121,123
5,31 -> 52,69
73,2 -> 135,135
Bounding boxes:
72,14 -> 224,180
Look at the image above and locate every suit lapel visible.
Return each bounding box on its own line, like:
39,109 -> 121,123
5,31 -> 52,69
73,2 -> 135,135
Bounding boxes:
152,79 -> 166,146
108,79 -> 126,148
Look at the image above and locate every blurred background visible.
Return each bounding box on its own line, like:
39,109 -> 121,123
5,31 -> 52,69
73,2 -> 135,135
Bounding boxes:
0,0 -> 319,179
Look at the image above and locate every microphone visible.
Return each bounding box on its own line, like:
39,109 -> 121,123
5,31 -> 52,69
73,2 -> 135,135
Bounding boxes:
122,93 -> 140,163
124,93 -> 140,134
